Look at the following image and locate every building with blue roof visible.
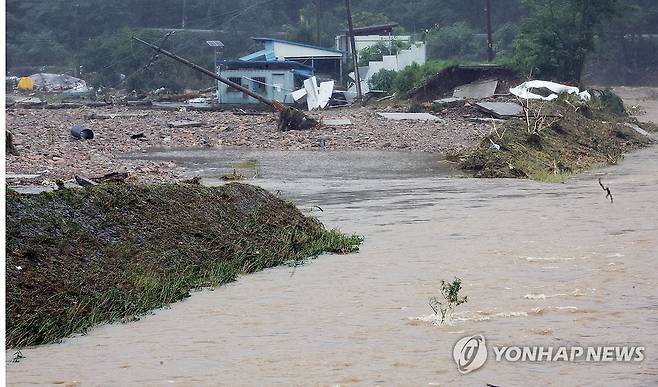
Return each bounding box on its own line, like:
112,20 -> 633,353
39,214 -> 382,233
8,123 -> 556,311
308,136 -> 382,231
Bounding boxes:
217,37 -> 344,104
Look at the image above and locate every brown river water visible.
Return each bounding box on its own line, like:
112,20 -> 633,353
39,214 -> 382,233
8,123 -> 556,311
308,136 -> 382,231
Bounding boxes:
6,147 -> 658,386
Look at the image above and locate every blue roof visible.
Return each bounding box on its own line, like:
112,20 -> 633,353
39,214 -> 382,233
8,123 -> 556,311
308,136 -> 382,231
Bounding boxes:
240,48 -> 274,62
251,37 -> 343,54
219,60 -> 314,71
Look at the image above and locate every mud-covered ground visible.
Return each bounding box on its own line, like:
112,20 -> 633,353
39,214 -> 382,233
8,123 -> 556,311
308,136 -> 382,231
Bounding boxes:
5,103 -> 486,184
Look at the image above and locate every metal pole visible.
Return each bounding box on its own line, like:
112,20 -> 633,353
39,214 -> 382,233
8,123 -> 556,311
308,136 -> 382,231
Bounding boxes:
485,0 -> 494,62
74,3 -> 80,76
132,36 -> 277,108
345,0 -> 362,100
182,0 -> 187,29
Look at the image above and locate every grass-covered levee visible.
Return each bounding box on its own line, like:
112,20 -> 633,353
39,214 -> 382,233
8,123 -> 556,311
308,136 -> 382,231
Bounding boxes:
6,182 -> 362,348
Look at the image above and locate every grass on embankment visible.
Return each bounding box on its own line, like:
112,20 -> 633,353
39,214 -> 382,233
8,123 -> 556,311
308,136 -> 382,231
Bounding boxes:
6,183 -> 362,348
457,91 -> 655,182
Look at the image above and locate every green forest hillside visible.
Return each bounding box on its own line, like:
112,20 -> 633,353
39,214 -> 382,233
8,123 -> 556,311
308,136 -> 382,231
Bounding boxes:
7,0 -> 658,90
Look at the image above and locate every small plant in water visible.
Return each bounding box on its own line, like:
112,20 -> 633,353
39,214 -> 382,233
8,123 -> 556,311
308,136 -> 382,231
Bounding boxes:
11,350 -> 25,363
429,277 -> 468,324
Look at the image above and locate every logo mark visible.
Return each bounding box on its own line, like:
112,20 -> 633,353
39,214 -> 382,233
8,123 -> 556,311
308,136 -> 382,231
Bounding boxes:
453,335 -> 488,374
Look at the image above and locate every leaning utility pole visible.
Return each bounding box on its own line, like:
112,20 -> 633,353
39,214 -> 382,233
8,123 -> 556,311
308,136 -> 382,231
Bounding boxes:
182,0 -> 187,29
485,0 -> 494,62
133,37 -> 272,106
132,36 -> 318,131
345,0 -> 362,101
74,3 -> 80,76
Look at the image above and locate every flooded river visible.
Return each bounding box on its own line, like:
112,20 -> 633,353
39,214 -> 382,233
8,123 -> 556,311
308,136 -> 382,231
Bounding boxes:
7,147 -> 658,386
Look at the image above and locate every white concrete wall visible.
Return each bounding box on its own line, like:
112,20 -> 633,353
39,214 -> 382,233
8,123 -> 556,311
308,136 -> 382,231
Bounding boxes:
363,42 -> 427,83
273,41 -> 342,59
354,35 -> 412,51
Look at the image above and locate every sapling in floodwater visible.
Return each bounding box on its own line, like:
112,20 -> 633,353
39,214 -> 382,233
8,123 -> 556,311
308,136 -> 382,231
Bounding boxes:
429,277 -> 468,324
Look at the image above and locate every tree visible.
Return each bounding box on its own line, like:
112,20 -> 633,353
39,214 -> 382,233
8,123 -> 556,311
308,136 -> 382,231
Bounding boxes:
357,41 -> 410,66
513,0 -> 621,84
352,11 -> 391,27
426,22 -> 482,60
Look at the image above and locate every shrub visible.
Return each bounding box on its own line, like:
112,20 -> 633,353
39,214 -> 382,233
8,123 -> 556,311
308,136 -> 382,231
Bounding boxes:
358,41 -> 410,66
429,277 -> 468,324
367,60 -> 461,95
368,69 -> 397,93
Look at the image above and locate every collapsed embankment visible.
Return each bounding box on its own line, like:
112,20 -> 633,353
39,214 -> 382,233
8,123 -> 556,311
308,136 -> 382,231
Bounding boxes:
457,91 -> 656,181
6,183 -> 362,348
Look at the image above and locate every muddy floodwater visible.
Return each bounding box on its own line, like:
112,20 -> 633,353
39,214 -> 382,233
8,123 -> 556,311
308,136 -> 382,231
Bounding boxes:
7,147 -> 658,386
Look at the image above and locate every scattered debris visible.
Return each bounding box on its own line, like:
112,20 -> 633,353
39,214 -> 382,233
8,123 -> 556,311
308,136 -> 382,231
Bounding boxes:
233,109 -> 268,116
17,77 -> 34,91
92,172 -> 129,183
476,102 -> 524,118
221,169 -> 247,181
87,112 -> 149,119
624,122 -> 650,137
29,73 -> 87,92
433,97 -> 464,108
408,65 -> 521,101
126,99 -> 153,107
453,79 -> 498,99
6,173 -> 41,180
71,125 -> 94,140
168,120 -> 203,128
294,76 -> 335,111
599,178 -> 614,203
278,106 -> 319,131
181,176 -> 202,185
45,103 -> 83,109
324,118 -> 352,126
467,117 -> 506,124
11,350 -> 25,363
186,97 -> 211,107
14,97 -> 45,108
510,80 -> 591,101
74,175 -> 98,187
377,112 -> 443,121
6,131 -> 18,155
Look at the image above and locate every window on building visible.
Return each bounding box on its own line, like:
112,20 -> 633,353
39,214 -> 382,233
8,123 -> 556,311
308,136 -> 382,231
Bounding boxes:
252,77 -> 266,94
227,77 -> 242,92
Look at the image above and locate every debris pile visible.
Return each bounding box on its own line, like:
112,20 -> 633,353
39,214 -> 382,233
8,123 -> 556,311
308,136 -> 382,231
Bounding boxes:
457,94 -> 655,181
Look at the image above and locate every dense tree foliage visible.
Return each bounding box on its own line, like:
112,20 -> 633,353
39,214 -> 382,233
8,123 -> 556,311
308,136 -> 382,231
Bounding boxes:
6,0 -> 658,88
513,0 -> 621,84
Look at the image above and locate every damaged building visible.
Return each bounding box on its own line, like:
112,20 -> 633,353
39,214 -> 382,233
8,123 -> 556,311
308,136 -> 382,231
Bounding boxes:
217,60 -> 313,104
217,37 -> 343,104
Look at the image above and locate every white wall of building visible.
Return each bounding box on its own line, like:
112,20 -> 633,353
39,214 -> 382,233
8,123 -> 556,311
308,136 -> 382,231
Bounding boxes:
272,41 -> 342,60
